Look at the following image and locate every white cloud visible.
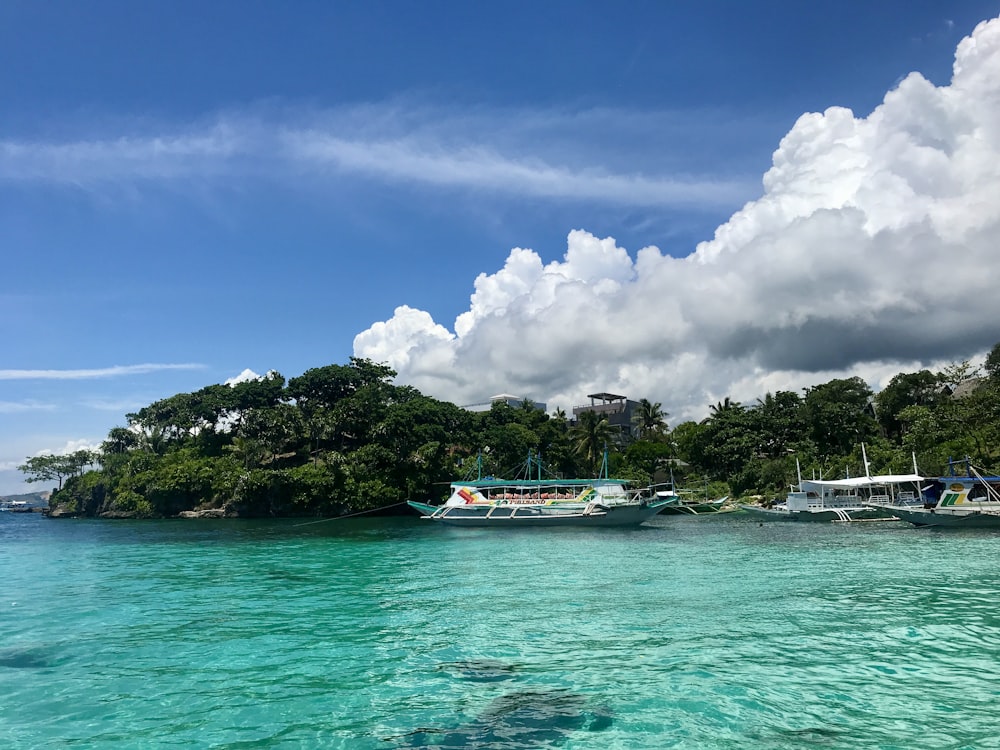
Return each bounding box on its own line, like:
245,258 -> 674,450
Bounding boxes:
0,400 -> 55,413
30,439 -> 103,457
224,368 -> 263,386
224,368 -> 282,386
0,104 -> 756,211
0,363 -> 205,380
354,15 -> 1000,424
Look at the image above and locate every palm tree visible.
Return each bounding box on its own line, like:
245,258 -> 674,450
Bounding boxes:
709,397 -> 741,417
632,398 -> 668,439
570,410 -> 615,474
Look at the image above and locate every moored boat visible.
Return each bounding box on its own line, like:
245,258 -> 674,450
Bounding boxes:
656,490 -> 730,515
888,459 -> 1000,528
742,473 -> 923,522
408,452 -> 672,528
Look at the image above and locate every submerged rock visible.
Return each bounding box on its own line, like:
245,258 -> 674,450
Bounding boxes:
392,688 -> 612,748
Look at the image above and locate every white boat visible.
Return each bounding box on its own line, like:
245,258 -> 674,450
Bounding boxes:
743,447 -> 923,522
408,452 -> 672,527
888,460 -> 1000,528
742,474 -> 921,522
0,500 -> 30,512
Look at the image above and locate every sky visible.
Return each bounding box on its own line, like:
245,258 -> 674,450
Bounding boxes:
3,1 -> 1000,494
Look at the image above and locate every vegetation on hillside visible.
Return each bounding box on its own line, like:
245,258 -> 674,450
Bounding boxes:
20,344 -> 1000,518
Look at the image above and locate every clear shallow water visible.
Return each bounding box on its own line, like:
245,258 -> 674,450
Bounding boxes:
2,512 -> 1000,749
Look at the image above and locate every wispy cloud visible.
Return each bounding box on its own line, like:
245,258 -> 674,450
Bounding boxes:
0,363 -> 205,380
79,397 -> 150,412
0,104 -> 760,210
285,134 -> 750,208
0,400 -> 55,413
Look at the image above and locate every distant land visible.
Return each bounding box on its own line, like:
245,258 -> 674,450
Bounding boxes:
0,491 -> 49,507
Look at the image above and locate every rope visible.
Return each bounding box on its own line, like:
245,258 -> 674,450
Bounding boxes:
292,501 -> 408,527
968,464 -> 1000,502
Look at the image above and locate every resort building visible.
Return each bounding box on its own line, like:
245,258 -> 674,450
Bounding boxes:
571,392 -> 640,438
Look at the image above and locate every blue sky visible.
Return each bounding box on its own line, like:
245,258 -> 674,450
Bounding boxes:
3,1 -> 1000,494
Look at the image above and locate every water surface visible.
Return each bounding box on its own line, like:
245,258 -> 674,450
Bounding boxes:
2,512 -> 998,748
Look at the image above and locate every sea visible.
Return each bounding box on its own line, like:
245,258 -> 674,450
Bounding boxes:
2,510 -> 999,749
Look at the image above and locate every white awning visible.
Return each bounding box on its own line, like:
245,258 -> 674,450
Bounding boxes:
801,474 -> 923,490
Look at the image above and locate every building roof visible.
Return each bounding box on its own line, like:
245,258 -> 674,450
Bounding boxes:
586,392 -> 627,401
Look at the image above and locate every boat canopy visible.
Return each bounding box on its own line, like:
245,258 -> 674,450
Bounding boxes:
800,474 -> 923,490
458,477 -> 632,488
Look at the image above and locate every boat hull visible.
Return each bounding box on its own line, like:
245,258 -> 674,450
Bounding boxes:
741,505 -> 890,522
407,500 -> 670,528
888,506 -> 1000,528
658,501 -> 727,515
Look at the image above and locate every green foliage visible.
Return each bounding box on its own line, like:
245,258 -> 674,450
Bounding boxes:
623,440 -> 672,483
18,450 -> 96,490
570,410 -> 616,475
25,340 -> 1000,517
632,398 -> 668,440
690,401 -> 755,480
802,377 -> 878,458
986,343 -> 1000,380
874,370 -> 941,440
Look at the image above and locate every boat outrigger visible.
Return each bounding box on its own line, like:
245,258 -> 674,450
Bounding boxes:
408,451 -> 673,528
742,447 -> 923,522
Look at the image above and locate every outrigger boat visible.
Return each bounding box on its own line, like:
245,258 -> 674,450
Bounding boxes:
888,458 -> 1000,528
408,451 -> 673,528
742,448 -> 923,522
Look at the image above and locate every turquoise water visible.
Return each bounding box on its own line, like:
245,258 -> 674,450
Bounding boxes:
2,512 -> 1000,749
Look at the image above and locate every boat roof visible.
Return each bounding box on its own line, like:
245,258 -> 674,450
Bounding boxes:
456,478 -> 629,488
800,474 -> 923,490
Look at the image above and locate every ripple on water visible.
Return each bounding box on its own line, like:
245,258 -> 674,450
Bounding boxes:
3,516 -> 1000,748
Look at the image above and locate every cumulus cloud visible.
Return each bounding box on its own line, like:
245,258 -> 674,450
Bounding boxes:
224,368 -> 263,386
355,16 -> 1000,423
224,368 -> 281,386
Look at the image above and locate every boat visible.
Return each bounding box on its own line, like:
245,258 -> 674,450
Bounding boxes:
408,451 -> 673,528
656,489 -> 730,515
887,459 -> 1000,528
0,500 -> 31,512
741,475 -> 921,522
742,449 -> 923,522
652,472 -> 730,515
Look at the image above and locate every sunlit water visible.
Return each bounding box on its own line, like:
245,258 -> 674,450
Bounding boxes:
2,511 -> 999,749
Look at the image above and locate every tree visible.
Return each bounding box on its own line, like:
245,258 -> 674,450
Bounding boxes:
691,401 -> 755,479
873,370 -> 941,440
801,377 -> 877,458
938,359 -> 979,389
709,397 -> 741,416
749,391 -> 803,460
985,341 -> 1000,380
623,440 -> 672,483
632,398 -> 668,440
570,410 -> 615,474
19,450 -> 95,490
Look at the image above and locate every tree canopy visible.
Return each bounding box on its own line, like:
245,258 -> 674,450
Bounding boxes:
26,345 -> 1000,518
